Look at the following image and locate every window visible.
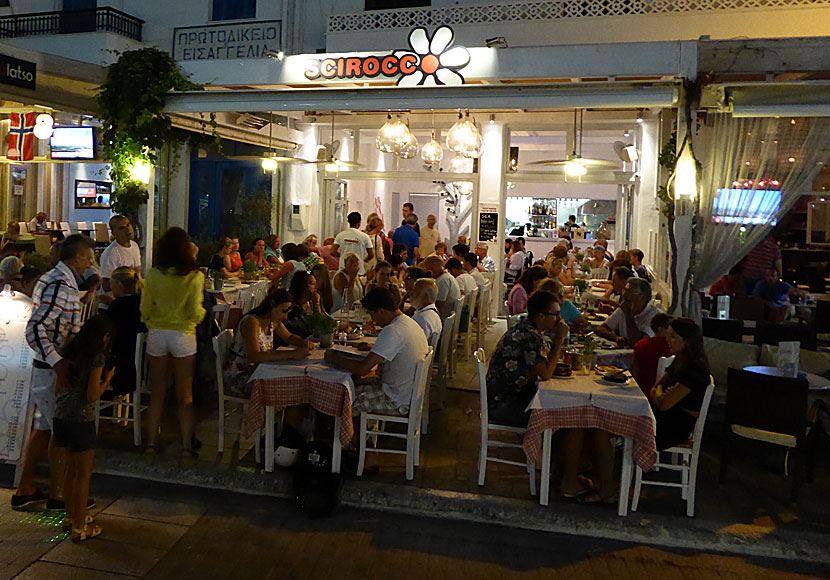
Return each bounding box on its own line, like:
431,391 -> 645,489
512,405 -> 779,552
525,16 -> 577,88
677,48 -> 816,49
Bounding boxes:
212,0 -> 255,21
0,0 -> 11,7
62,0 -> 96,9
365,0 -> 429,9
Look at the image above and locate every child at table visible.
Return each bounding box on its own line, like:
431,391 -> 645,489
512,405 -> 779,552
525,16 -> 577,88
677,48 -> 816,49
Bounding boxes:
630,313 -> 673,396
52,315 -> 116,542
225,289 -> 312,397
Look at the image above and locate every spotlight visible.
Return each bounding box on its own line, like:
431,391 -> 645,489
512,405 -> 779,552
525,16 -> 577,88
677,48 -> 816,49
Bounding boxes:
485,36 -> 508,48
489,114 -> 495,125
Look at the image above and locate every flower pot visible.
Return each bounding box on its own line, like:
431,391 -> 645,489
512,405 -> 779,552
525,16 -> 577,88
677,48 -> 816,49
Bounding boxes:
244,272 -> 253,282
213,278 -> 224,291
319,332 -> 334,348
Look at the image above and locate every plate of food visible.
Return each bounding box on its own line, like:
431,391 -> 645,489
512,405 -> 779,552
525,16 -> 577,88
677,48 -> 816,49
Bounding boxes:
595,365 -> 620,374
600,371 -> 630,384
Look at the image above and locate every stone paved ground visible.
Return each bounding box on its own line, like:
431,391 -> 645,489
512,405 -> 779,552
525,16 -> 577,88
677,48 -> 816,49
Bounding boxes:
2,475 -> 830,580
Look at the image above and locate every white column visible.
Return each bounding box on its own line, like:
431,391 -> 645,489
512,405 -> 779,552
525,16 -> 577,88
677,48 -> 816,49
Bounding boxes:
477,123 -> 508,317
631,118 -> 662,261
166,146 -> 190,228
141,168 -> 156,271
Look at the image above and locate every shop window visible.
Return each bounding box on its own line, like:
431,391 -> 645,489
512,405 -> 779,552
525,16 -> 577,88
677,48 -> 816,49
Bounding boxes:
212,0 -> 256,21
365,0 -> 429,10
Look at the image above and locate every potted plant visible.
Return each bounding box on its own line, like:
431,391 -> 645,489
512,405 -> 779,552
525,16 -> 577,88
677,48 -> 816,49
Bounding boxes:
242,260 -> 256,281
307,310 -> 338,348
580,334 -> 599,374
580,262 -> 592,274
212,270 -> 224,291
573,278 -> 588,293
575,250 -> 585,262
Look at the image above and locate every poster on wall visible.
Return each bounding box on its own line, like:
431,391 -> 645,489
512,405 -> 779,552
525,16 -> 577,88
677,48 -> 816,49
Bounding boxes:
478,204 -> 499,242
0,293 -> 33,463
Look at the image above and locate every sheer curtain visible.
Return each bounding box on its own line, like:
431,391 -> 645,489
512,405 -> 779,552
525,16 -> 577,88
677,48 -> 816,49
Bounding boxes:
686,114 -> 830,318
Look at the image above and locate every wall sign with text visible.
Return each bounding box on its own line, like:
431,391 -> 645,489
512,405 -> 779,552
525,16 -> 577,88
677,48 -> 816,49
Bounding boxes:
173,20 -> 281,61
304,26 -> 470,86
0,54 -> 36,90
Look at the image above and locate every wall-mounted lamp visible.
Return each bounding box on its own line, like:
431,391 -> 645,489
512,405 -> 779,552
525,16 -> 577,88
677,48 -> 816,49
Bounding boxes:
489,114 -> 495,125
485,36 -> 508,48
261,157 -> 278,171
673,144 -> 698,200
129,160 -> 152,184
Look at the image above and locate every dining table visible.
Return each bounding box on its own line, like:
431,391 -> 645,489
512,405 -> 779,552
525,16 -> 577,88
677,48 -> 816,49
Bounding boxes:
523,371 -> 657,516
743,365 -> 830,391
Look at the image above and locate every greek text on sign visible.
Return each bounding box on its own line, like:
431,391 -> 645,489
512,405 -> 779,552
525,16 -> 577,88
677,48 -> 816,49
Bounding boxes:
304,26 -> 470,86
173,20 -> 281,61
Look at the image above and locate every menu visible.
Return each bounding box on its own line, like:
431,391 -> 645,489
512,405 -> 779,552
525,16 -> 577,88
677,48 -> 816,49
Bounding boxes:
478,204 -> 499,242
0,293 -> 33,463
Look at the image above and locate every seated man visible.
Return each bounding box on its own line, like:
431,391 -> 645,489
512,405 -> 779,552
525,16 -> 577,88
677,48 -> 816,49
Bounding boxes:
325,288 -> 428,415
752,268 -> 804,323
595,278 -> 660,347
591,266 -> 634,313
630,313 -> 673,395
410,278 -> 442,345
446,258 -> 477,296
421,256 -> 460,319
709,264 -> 745,298
463,253 -> 488,288
487,291 -> 569,428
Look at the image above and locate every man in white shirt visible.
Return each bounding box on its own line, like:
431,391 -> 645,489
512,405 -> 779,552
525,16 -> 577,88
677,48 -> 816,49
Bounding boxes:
463,253 -> 488,288
326,287 -> 428,415
99,215 -> 142,304
596,278 -> 661,347
28,212 -> 48,233
422,256 -> 460,319
446,258 -> 477,295
410,278 -> 442,346
332,211 -> 374,275
419,214 -> 441,258
475,243 -> 495,272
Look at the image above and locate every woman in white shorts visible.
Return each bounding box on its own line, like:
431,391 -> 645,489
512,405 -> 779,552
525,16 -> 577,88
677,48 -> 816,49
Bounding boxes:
140,227 -> 206,458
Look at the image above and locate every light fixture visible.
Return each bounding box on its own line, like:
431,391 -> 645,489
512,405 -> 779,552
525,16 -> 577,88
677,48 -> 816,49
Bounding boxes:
376,113 -> 411,154
485,36 -> 508,48
673,139 -> 698,200
277,50 -> 285,61
788,156 -> 796,163
129,160 -> 152,184
564,160 -> 587,177
449,154 -> 474,195
623,144 -> 639,162
636,111 -> 644,123
446,111 -> 483,158
0,283 -> 12,298
489,114 -> 495,125
397,120 -> 419,159
33,113 -> 54,140
261,157 -> 278,171
623,130 -> 630,138
325,161 -> 340,173
420,130 -> 443,164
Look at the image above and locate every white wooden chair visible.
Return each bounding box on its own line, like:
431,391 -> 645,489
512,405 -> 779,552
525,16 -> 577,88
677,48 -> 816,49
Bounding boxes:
475,348 -> 537,495
18,221 -> 28,233
460,287 -> 479,361
75,221 -> 89,234
421,325 -> 442,436
93,222 -> 110,244
434,311 -> 456,409
657,355 -> 675,379
212,302 -> 231,330
237,289 -> 255,314
590,267 -> 609,280
447,295 -> 465,377
59,221 -> 72,238
473,281 -> 491,350
356,347 -> 435,481
631,377 -> 715,517
94,333 -> 147,446
213,329 -> 260,462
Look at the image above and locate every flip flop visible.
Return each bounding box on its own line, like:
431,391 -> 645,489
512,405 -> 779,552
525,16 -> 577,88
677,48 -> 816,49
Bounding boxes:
576,489 -> 618,505
561,484 -> 594,499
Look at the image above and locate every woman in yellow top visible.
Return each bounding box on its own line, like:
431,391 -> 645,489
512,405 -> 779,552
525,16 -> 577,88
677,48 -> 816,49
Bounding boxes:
141,227 -> 206,458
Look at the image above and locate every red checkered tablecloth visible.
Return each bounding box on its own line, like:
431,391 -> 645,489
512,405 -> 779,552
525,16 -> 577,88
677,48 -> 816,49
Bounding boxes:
523,405 -> 657,472
242,376 -> 354,447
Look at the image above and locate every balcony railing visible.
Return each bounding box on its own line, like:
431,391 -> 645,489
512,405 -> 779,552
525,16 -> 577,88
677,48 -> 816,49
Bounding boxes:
328,0 -> 830,32
0,7 -> 143,41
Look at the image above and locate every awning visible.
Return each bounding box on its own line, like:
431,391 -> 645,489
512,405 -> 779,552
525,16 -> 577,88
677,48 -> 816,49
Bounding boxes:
730,84 -> 830,117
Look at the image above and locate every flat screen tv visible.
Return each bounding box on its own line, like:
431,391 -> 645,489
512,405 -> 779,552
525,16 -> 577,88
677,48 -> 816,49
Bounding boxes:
50,127 -> 95,160
711,188 -> 781,225
75,180 -> 113,209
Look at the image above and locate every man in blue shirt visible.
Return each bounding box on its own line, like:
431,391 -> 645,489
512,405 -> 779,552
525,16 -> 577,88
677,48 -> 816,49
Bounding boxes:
752,268 -> 804,323
392,213 -> 420,266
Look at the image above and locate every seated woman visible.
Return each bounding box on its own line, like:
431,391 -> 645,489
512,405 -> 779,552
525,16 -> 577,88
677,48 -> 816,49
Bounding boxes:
268,243 -> 307,289
388,253 -> 406,284
428,241 -> 449,262
244,238 -> 268,269
546,257 -> 576,290
208,237 -> 238,279
224,289 -> 312,397
311,263 -> 334,314
507,266 -> 548,315
650,318 -> 711,450
285,271 -> 321,339
0,255 -> 23,293
0,221 -> 21,257
587,246 -> 609,271
103,267 -> 147,396
265,234 -> 283,266
365,261 -> 402,308
332,253 -> 364,313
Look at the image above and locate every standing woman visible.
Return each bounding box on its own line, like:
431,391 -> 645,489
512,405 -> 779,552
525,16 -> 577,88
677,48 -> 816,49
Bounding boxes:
650,318 -> 711,450
332,253 -> 363,313
141,227 -> 206,458
311,263 -> 334,314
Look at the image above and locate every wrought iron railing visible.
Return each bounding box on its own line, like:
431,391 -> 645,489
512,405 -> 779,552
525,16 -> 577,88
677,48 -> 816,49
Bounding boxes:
0,7 -> 143,41
328,0 -> 830,32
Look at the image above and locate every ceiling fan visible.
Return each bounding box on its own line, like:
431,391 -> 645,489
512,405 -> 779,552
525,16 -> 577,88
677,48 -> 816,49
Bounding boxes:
528,109 -> 619,177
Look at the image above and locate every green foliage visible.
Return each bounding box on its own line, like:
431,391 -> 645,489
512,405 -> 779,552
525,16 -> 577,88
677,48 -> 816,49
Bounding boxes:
657,132 -> 677,220
212,269 -> 223,282
575,251 -> 584,262
573,278 -> 588,292
307,310 -> 338,335
242,260 -> 257,274
581,334 -> 598,355
110,180 -> 149,217
234,189 -> 272,249
580,262 -> 592,274
95,47 -> 217,209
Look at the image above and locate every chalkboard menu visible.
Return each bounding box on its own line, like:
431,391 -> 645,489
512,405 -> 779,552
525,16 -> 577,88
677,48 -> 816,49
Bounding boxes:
0,293 -> 33,463
478,205 -> 499,242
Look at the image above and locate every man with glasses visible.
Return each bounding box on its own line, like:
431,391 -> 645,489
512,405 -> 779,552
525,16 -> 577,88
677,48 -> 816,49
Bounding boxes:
486,291 -> 569,428
596,277 -> 660,347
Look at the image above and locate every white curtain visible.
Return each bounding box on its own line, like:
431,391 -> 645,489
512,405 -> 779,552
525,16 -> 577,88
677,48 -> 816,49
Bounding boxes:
686,114 -> 830,318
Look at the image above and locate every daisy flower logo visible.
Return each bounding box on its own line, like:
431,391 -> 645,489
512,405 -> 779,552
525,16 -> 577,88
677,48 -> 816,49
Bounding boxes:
395,26 -> 471,87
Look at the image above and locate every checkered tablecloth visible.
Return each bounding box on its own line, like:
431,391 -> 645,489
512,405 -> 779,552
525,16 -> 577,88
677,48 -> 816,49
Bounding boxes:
242,375 -> 354,447
523,405 -> 657,472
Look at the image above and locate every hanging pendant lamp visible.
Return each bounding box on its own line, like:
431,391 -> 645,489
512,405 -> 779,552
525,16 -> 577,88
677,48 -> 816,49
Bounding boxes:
446,111 -> 483,158
397,119 -> 419,159
421,129 -> 444,164
376,113 -> 411,154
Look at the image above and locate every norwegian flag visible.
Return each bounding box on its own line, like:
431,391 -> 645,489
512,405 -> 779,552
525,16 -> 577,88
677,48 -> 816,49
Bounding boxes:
7,112 -> 36,161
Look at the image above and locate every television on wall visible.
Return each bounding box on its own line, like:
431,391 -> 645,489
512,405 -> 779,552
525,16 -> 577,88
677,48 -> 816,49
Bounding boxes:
50,127 -> 95,160
75,180 -> 113,209
711,188 -> 782,226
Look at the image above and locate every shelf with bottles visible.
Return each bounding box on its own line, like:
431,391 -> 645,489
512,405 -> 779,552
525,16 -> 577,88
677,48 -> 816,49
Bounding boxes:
529,200 -> 557,217
528,215 -> 558,229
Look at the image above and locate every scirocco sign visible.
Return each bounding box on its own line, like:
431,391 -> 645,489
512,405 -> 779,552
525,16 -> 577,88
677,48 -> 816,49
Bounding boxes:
304,26 -> 470,86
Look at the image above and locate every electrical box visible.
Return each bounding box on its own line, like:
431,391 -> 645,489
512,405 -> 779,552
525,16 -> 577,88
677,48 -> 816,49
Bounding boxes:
289,203 -> 306,231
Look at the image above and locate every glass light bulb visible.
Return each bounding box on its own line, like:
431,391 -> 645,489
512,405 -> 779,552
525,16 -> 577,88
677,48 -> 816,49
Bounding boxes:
376,116 -> 411,154
34,123 -> 53,140
261,157 -> 278,171
130,160 -> 152,183
397,131 -> 419,159
36,113 -> 54,127
674,147 -> 697,199
420,135 -> 444,164
446,116 -> 484,158
564,160 -> 587,177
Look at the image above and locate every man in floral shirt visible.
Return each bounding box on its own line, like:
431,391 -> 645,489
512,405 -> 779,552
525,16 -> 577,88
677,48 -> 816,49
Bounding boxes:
486,291 -> 570,427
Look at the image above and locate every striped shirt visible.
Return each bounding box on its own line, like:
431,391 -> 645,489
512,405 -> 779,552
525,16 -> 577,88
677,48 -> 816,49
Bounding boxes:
26,261 -> 82,366
741,238 -> 781,280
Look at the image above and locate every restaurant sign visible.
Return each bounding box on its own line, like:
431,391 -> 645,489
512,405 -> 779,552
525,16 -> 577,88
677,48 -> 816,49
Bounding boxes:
304,26 -> 470,86
0,54 -> 36,90
173,20 -> 281,61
